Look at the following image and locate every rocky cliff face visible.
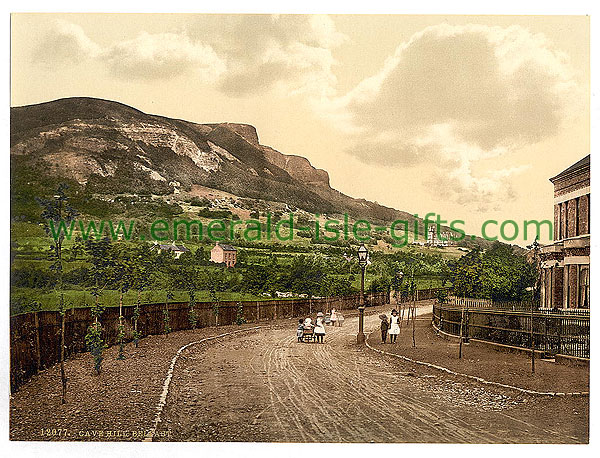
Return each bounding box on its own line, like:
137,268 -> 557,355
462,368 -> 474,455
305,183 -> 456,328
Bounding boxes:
261,146 -> 330,187
10,97 -> 416,224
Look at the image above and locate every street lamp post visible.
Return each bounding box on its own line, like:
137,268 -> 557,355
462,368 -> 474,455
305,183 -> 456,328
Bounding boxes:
357,244 -> 368,344
394,271 -> 404,306
526,238 -> 541,374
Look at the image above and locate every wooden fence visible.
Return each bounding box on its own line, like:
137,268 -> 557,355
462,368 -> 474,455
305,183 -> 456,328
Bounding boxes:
433,301 -> 590,360
10,292 -> 389,392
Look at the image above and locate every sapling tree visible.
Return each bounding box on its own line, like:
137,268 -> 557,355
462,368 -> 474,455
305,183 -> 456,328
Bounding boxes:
409,277 -> 417,348
85,300 -> 107,375
162,264 -> 177,334
36,184 -> 79,404
235,302 -> 246,325
83,237 -> 115,374
164,290 -> 173,334
210,282 -> 220,327
131,244 -> 155,346
153,251 -> 175,334
176,256 -> 200,329
201,269 -> 225,326
112,244 -> 135,359
392,269 -> 404,308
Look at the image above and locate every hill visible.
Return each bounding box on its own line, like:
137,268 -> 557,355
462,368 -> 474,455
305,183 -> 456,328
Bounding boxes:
10,97 -> 487,248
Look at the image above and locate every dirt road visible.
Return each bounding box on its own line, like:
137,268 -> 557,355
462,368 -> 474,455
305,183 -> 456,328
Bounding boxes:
157,304 -> 588,443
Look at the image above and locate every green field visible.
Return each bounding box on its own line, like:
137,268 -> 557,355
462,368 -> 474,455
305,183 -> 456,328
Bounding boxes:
11,214 -> 456,316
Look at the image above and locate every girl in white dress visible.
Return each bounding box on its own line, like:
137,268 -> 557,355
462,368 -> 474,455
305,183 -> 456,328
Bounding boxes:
314,312 -> 326,343
388,309 -> 400,343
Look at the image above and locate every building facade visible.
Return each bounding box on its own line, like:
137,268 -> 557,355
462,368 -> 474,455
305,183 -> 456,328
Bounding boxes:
426,225 -> 452,247
210,242 -> 237,267
540,155 -> 590,309
151,241 -> 190,259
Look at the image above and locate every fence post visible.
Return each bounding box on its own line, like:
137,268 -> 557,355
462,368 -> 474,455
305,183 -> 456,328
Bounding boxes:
465,304 -> 469,342
530,303 -> 535,373
544,316 -> 548,355
557,316 -> 562,355
458,304 -> 465,359
34,311 -> 41,372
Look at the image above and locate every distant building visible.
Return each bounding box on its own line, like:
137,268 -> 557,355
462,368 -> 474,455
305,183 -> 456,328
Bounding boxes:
427,225 -> 451,247
540,155 -> 590,309
151,241 -> 190,259
210,242 -> 237,267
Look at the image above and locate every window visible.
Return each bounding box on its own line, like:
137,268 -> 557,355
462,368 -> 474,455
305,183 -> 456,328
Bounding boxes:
575,197 -> 580,236
557,203 -> 562,240
564,202 -> 569,239
579,267 -> 589,309
588,193 -> 591,234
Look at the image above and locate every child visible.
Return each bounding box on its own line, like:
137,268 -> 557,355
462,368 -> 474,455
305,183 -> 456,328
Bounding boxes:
388,309 -> 400,343
297,319 -> 304,342
314,312 -> 326,343
380,314 -> 389,343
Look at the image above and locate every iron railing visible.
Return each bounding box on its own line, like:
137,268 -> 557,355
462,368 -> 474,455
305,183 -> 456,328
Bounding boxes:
433,301 -> 589,359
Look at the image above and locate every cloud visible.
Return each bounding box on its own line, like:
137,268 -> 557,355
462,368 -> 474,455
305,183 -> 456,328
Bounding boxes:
34,15 -> 346,95
325,23 -> 579,209
103,32 -> 225,81
34,20 -> 101,66
187,14 -> 347,97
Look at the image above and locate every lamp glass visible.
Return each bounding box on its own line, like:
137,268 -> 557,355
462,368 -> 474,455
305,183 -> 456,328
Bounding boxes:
357,244 -> 368,266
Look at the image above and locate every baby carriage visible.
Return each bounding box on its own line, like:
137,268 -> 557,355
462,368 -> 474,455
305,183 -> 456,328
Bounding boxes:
302,324 -> 316,342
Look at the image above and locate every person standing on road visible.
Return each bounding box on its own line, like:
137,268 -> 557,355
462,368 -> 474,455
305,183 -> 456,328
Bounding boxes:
297,319 -> 305,342
388,309 -> 400,343
380,314 -> 389,343
314,312 -> 326,343
330,308 -> 337,326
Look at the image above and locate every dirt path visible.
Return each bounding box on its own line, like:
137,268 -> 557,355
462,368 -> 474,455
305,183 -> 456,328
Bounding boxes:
157,303 -> 588,443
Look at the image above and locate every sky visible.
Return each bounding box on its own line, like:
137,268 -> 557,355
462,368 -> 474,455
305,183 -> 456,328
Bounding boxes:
10,13 -> 590,245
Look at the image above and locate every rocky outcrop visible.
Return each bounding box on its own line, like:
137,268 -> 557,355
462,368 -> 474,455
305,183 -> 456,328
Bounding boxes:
9,96 -> 424,225
205,123 -> 259,146
261,146 -> 330,187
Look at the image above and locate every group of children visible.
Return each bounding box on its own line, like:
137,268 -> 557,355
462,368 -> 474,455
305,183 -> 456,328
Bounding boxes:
380,309 -> 401,343
295,308 -> 401,344
296,309 -> 343,343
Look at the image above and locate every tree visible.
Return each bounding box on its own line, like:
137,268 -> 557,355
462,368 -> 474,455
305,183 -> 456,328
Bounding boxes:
323,275 -> 354,297
161,264 -> 177,334
82,237 -> 115,374
481,243 -> 537,301
241,265 -> 273,295
199,269 -> 226,326
175,256 -> 201,329
36,184 -> 79,404
450,249 -> 484,298
194,246 -> 208,264
450,244 -> 537,301
130,243 -> 156,346
368,275 -> 392,294
112,244 -> 135,359
283,255 -> 326,298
